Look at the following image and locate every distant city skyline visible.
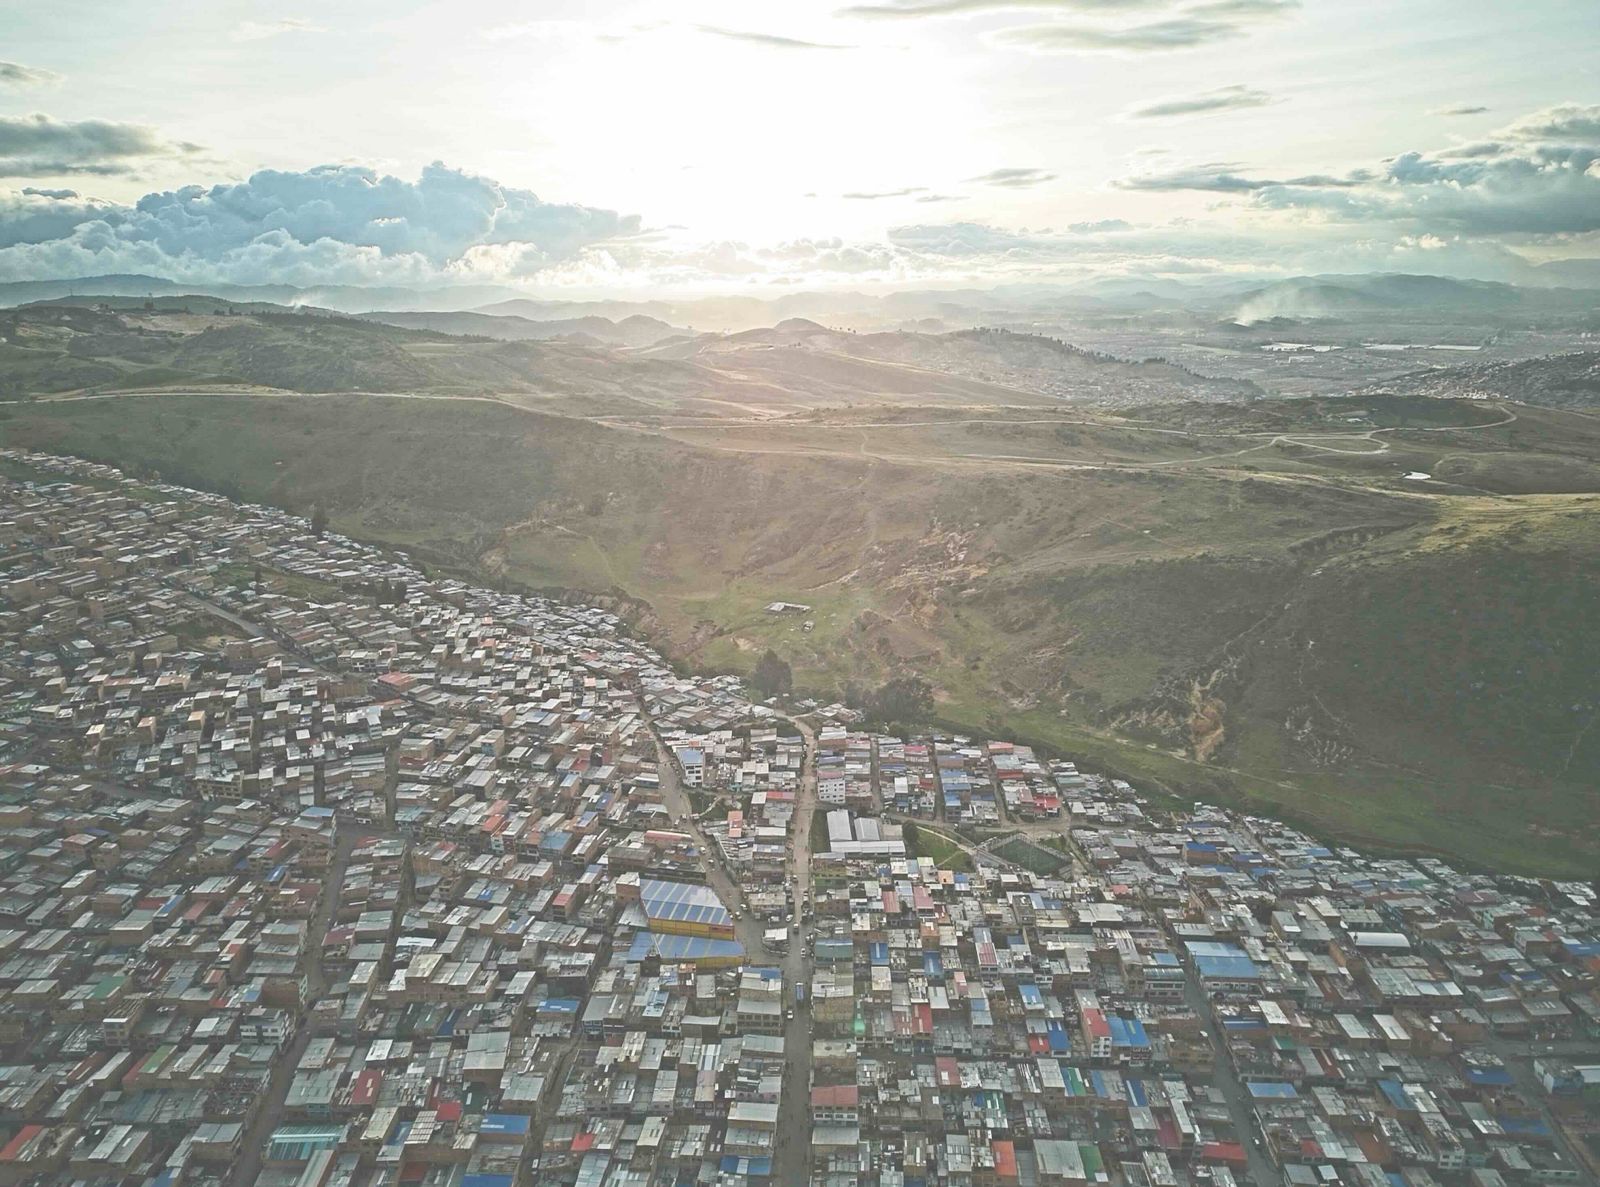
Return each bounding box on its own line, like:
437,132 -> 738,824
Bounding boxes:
2,0 -> 1598,294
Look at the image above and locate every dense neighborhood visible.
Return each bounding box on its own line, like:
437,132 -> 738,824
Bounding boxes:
0,447 -> 1596,1187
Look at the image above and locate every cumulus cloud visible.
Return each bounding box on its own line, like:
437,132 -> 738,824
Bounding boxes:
0,162 -> 640,285
1125,84 -> 1273,119
1114,103 -> 1600,240
1503,102 -> 1600,142
0,113 -> 202,177
0,62 -> 62,89
968,167 -> 1056,188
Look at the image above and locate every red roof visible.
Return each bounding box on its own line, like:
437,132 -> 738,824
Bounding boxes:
993,1139 -> 1018,1178
811,1084 -> 859,1107
0,1126 -> 42,1162
1199,1142 -> 1248,1165
351,1068 -> 382,1107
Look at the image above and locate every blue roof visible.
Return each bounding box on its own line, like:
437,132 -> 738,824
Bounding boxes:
1467,1066 -> 1514,1086
870,942 -> 889,965
1045,1019 -> 1069,1052
1377,1080 -> 1413,1110
1195,954 -> 1262,980
540,997 -> 581,1014
1496,1114 -> 1550,1137
639,877 -> 730,929
481,1114 -> 530,1135
1127,1078 -> 1149,1108
1108,1016 -> 1150,1048
463,1176 -> 514,1187
1248,1081 -> 1298,1099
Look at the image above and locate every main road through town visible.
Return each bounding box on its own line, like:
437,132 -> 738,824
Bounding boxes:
646,715 -> 819,1185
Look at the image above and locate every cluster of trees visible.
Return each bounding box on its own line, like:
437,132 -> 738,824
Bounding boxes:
356,579 -> 410,605
751,650 -> 793,699
749,650 -> 935,730
860,674 -> 935,728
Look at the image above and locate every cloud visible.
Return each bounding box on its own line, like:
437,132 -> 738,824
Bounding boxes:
968,167 -> 1056,188
0,162 -> 640,286
916,193 -> 967,203
1115,162 -> 1372,191
994,17 -> 1243,52
1432,104 -> 1489,117
233,18 -> 326,42
843,187 -> 929,199
0,62 -> 62,89
1185,0 -> 1297,15
694,25 -> 854,49
20,187 -> 78,200
0,113 -> 202,177
839,0 -> 1165,16
1503,102 -> 1600,142
1118,104 -> 1600,240
1126,84 -> 1273,119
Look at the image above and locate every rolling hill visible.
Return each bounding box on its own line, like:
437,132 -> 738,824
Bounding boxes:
1,380 -> 1595,877
1372,352 -> 1600,410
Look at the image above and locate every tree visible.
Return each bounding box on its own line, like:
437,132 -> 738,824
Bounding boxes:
310,505 -> 328,538
751,650 -> 793,699
868,674 -> 934,727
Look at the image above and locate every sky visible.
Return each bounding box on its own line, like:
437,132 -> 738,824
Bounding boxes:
1,0 -> 1598,296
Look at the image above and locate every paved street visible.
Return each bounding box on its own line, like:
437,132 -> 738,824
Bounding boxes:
773,718 -> 819,1187
1180,965 -> 1283,1187
649,716 -> 819,1183
226,826 -> 357,1187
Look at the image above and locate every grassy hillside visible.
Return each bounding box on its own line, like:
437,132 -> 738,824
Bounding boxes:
2,388 -> 1595,875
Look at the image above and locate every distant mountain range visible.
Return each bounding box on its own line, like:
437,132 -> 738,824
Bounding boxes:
0,274 -> 528,314
1230,273 -> 1599,325
358,309 -> 687,347
5,268 -> 1598,330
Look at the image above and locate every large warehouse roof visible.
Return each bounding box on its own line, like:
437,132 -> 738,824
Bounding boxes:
639,877 -> 730,929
